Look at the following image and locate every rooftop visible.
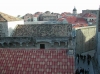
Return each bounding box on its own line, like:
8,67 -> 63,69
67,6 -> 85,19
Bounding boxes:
12,24 -> 72,37
0,12 -> 22,22
0,49 -> 75,74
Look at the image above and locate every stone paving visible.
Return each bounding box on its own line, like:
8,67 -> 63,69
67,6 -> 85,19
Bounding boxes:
92,57 -> 100,74
75,50 -> 95,74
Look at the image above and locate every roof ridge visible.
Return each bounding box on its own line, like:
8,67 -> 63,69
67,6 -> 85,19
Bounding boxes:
0,14 -> 7,22
0,12 -> 22,21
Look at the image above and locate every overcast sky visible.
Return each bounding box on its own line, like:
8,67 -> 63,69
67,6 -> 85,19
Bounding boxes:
0,0 -> 100,16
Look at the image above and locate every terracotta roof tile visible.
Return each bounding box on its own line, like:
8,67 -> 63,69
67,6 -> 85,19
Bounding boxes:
58,16 -> 88,28
0,49 -> 75,74
65,16 -> 77,24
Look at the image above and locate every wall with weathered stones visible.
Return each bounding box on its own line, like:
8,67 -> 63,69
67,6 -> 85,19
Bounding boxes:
74,26 -> 96,54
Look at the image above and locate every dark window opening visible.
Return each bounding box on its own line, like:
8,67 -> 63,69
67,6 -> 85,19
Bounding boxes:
40,44 -> 45,49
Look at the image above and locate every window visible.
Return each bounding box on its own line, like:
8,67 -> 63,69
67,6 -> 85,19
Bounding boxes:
40,44 -> 45,49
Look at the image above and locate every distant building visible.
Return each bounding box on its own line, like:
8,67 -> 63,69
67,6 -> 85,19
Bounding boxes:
39,11 -> 59,21
58,16 -> 88,28
82,10 -> 98,15
23,13 -> 33,22
73,7 -> 77,16
0,12 -> 24,37
61,12 -> 72,17
82,13 -> 97,25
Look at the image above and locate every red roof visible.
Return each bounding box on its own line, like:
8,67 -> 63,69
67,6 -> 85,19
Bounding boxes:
58,16 -> 88,28
82,13 -> 96,18
65,16 -> 77,24
58,16 -> 88,25
0,49 -> 75,74
75,18 -> 87,24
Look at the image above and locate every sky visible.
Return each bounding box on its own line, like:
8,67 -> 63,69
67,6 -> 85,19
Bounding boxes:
0,0 -> 100,17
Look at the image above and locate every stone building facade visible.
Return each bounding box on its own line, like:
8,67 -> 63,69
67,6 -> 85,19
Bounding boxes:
39,11 -> 59,21
0,24 -> 73,49
0,37 -> 71,49
82,10 -> 98,15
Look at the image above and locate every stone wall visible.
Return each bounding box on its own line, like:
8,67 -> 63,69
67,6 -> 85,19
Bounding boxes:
0,37 -> 72,49
0,22 -> 8,37
74,26 -> 96,54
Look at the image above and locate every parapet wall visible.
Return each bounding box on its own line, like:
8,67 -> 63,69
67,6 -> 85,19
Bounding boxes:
0,37 -> 72,49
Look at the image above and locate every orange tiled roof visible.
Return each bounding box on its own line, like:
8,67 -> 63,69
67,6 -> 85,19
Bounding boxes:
75,18 -> 87,24
65,16 -> 77,24
0,49 -> 75,74
58,16 -> 88,25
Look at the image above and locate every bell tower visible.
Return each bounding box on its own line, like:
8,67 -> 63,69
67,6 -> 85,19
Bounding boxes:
73,6 -> 77,16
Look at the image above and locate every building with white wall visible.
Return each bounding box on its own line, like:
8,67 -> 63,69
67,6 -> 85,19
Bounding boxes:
0,12 -> 24,37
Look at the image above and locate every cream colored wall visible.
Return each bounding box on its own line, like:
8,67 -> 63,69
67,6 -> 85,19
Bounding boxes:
75,26 -> 96,53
